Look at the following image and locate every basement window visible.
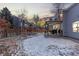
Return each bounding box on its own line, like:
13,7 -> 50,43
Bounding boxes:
73,21 -> 79,32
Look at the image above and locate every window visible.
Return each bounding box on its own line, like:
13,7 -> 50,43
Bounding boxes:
73,21 -> 79,32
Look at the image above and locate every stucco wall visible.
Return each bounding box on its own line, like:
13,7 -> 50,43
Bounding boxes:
63,4 -> 79,39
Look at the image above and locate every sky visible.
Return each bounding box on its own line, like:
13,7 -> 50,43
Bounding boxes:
0,3 -> 73,19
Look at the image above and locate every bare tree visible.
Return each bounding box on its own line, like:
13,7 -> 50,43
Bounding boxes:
18,9 -> 27,20
51,3 -> 65,20
33,14 -> 39,24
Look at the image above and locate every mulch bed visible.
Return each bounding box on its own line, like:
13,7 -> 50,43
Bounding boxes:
0,39 -> 18,56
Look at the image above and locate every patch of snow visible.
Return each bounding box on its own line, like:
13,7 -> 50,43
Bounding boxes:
22,34 -> 79,56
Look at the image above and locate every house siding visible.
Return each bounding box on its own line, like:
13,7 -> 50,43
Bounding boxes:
12,16 -> 24,28
63,4 -> 79,39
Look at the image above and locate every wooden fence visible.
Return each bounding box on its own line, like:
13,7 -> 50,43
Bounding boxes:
0,26 -> 51,38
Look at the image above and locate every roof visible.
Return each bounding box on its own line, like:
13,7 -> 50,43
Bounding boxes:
64,4 -> 76,11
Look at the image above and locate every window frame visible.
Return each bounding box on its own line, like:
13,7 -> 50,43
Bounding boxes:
73,21 -> 79,32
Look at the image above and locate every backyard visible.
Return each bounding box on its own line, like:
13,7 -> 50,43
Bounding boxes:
0,3 -> 79,56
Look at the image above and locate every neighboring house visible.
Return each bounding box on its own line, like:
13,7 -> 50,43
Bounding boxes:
63,4 -> 79,39
44,16 -> 63,32
12,15 -> 25,28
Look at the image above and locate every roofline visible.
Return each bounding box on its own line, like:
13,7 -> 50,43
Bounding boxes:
64,3 -> 77,12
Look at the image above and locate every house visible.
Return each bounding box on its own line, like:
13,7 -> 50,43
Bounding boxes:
43,15 -> 63,36
63,4 -> 79,39
44,4 -> 79,38
12,15 -> 23,28
12,15 -> 30,28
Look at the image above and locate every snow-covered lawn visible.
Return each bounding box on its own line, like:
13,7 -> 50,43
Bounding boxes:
22,34 -> 79,56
